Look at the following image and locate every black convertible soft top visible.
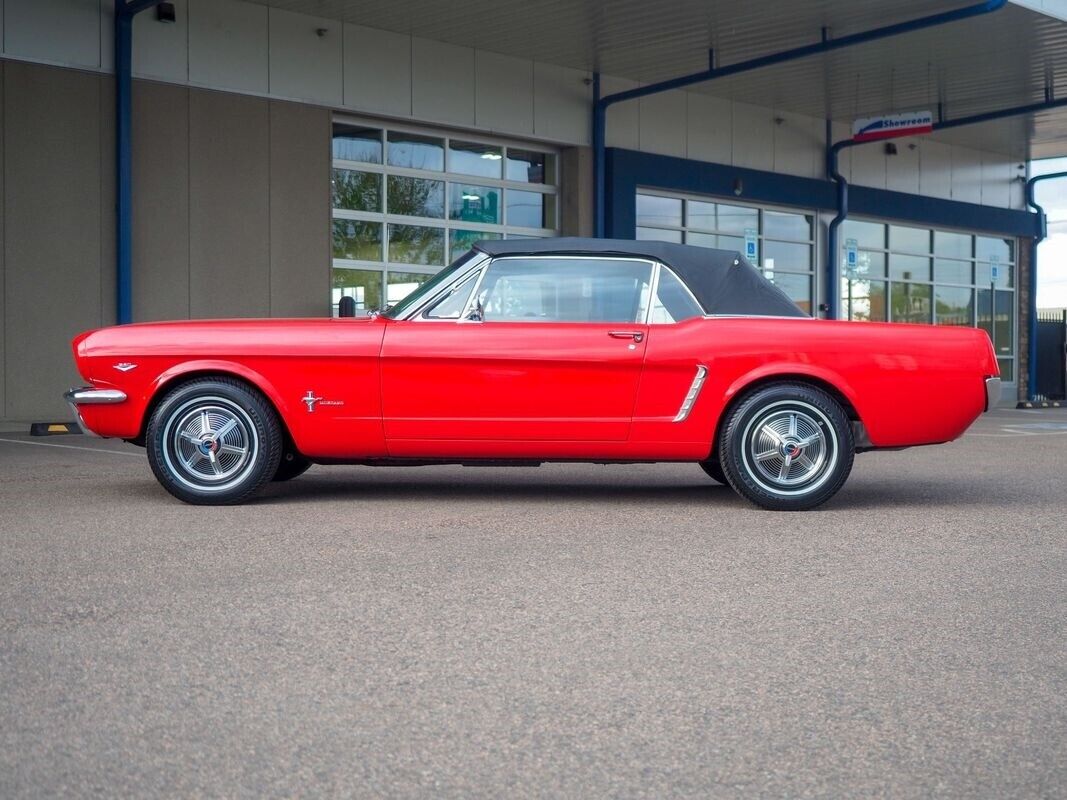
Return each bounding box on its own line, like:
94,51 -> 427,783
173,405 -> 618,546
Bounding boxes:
473,237 -> 806,318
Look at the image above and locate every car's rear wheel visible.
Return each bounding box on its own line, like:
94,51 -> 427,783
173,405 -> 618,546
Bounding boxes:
719,383 -> 854,511
273,450 -> 312,482
147,378 -> 281,505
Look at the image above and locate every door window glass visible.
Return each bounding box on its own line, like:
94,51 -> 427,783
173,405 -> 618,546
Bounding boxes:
475,258 -> 652,323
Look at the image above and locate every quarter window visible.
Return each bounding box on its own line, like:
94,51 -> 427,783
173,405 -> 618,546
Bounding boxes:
473,258 -> 653,324
650,268 -> 703,323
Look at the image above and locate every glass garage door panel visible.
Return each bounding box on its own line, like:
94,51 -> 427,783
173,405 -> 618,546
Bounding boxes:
636,192 -> 817,315
331,121 -> 559,314
843,219 -> 1016,381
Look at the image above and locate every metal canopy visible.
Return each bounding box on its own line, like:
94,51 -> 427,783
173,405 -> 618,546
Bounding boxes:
247,0 -> 1067,159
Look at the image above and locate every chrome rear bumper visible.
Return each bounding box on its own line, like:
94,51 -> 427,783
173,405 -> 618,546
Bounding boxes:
984,377 -> 1001,412
64,386 -> 127,437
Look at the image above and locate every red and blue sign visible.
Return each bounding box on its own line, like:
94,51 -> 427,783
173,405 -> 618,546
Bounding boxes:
852,111 -> 933,143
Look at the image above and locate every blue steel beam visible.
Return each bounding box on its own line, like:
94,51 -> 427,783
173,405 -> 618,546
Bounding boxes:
827,95 -> 1067,322
1025,170 -> 1067,400
114,0 -> 163,325
592,0 -> 1008,238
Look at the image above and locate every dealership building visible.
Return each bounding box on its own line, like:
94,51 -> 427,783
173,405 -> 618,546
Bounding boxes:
2,0 -> 1067,424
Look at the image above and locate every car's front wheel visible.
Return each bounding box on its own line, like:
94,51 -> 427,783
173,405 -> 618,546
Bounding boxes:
147,378 -> 282,505
718,383 -> 854,511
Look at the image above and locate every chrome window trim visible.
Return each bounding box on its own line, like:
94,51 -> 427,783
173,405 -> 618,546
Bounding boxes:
702,314 -> 817,320
458,254 -> 658,325
672,365 -> 708,422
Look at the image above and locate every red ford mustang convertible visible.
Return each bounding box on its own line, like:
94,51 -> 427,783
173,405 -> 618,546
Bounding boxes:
66,238 -> 1000,510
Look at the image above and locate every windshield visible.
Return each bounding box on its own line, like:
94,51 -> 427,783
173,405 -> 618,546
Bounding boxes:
383,250 -> 482,319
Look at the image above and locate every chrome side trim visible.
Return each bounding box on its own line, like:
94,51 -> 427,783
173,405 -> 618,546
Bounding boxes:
985,377 -> 1001,412
64,387 -> 127,404
673,365 -> 708,422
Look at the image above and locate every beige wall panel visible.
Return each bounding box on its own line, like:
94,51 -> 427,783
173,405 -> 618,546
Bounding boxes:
188,0 -> 268,95
951,145 -> 983,205
560,146 -> 593,237
268,7 -> 342,107
411,37 -> 475,127
99,75 -> 115,326
342,24 -> 412,118
475,50 -> 534,136
133,80 -> 191,322
3,0 -> 101,68
4,63 -> 102,421
0,60 -> 5,420
686,92 -> 731,164
980,151 -> 1011,208
638,89 -> 686,157
773,109 -> 821,179
731,101 -> 773,171
269,100 -> 330,317
886,141 -> 920,195
919,140 -> 952,199
850,141 -> 887,190
189,89 -> 270,318
133,0 -> 189,82
602,76 -> 639,150
533,62 -> 590,145
1009,160 -> 1026,209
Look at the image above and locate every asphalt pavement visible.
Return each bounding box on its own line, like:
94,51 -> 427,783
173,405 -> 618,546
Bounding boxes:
1,407 -> 1065,798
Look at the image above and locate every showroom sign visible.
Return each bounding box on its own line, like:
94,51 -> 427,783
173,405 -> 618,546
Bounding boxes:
852,110 -> 934,142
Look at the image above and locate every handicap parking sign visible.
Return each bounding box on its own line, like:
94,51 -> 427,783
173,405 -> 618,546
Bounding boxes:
744,228 -> 758,260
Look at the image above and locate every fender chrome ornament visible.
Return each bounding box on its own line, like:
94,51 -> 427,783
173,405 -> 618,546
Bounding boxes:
302,391 -> 343,413
113,362 -> 138,372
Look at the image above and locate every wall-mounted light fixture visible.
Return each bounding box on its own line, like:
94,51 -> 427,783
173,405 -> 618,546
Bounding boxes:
732,177 -> 743,196
884,142 -> 898,156
156,2 -> 176,23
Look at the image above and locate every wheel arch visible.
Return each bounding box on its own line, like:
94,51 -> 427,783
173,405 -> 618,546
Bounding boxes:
712,367 -> 866,458
132,361 -> 296,449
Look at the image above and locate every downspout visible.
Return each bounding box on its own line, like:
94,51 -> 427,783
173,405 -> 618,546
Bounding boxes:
827,96 -> 1067,322
1025,171 -> 1067,400
825,140 -> 855,319
591,0 -> 1008,238
114,0 -> 164,325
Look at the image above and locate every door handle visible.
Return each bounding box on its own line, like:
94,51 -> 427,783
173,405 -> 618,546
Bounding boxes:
608,330 -> 644,342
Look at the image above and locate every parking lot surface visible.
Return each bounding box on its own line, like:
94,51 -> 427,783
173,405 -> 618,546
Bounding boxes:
2,407 -> 1065,798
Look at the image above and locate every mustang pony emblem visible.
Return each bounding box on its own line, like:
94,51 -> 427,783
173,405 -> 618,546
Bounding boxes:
302,391 -> 343,413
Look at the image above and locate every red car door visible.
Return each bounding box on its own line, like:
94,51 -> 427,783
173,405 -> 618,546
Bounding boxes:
379,255 -> 653,447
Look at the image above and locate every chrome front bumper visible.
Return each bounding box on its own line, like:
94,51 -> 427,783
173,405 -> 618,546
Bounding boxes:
985,377 -> 1001,412
64,386 -> 127,437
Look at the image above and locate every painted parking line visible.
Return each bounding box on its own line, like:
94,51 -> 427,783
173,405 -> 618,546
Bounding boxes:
0,437 -> 142,457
